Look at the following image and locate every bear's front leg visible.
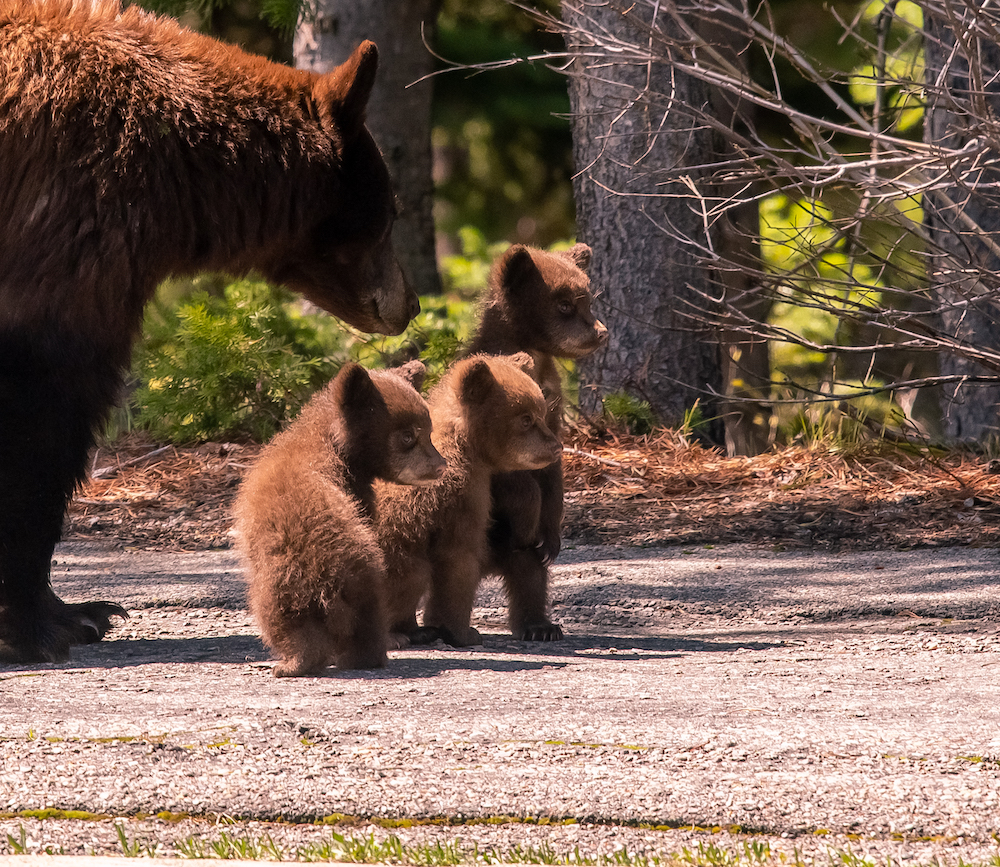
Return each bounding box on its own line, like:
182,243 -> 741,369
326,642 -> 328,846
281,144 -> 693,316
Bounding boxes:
422,549 -> 484,648
495,546 -> 563,642
0,355 -> 127,662
488,462 -> 564,642
0,507 -> 128,663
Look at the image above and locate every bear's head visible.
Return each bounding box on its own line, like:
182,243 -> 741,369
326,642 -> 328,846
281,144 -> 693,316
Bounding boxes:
488,242 -> 608,359
332,360 -> 445,486
446,353 -> 562,473
268,42 -> 419,337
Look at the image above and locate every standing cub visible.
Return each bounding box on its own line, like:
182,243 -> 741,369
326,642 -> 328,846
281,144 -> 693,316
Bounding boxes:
465,243 -> 607,640
375,353 -> 562,647
234,361 -> 445,676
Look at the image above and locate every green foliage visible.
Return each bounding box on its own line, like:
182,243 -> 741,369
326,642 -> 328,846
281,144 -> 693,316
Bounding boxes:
761,193 -> 884,386
351,292 -> 477,391
115,823 -> 158,858
134,0 -> 301,33
602,392 -> 659,436
125,229 -> 605,446
4,826 -> 26,855
679,401 -> 712,442
440,226 -> 510,296
434,1 -> 575,247
351,227 -> 492,389
786,405 -> 860,449
173,831 -> 284,860
127,233 -> 496,445
849,0 -> 924,134
133,278 -> 340,443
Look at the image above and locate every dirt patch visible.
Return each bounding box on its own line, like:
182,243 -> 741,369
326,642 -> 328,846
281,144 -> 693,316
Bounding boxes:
68,430 -> 1000,553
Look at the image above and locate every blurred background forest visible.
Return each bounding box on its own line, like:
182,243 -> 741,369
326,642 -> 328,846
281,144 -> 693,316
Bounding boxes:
118,0 -> 1000,460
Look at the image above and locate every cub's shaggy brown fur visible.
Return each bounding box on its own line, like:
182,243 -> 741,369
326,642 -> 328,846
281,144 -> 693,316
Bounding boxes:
0,0 -> 418,662
234,362 -> 444,676
375,354 -> 562,648
465,243 -> 607,640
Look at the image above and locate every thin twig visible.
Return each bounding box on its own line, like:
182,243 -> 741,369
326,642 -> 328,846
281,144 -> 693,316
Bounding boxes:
563,446 -> 627,468
92,445 -> 174,480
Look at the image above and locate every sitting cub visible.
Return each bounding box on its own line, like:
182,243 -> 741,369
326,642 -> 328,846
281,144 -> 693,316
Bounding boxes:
375,353 -> 562,647
465,243 -> 607,640
234,361 -> 445,676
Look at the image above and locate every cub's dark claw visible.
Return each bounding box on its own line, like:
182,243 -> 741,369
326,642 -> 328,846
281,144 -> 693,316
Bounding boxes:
433,625 -> 482,647
516,620 -> 564,642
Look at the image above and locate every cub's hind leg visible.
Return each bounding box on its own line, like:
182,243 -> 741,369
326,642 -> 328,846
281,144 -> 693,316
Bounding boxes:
271,619 -> 337,677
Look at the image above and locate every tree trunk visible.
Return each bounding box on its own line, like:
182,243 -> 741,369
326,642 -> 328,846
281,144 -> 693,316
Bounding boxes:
561,0 -> 724,443
925,3 -> 1000,443
295,0 -> 442,297
701,8 -> 772,456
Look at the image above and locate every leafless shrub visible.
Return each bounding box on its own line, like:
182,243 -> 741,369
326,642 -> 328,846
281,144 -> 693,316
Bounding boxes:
512,0 -> 1000,442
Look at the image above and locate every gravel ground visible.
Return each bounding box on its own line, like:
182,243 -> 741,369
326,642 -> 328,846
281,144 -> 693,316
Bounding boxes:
2,541 -> 1000,863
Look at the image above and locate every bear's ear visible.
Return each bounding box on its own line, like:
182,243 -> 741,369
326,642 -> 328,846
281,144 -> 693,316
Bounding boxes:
507,351 -> 536,377
395,359 -> 427,392
564,242 -> 592,273
333,361 -> 379,412
316,40 -> 379,140
459,359 -> 497,406
497,245 -> 538,296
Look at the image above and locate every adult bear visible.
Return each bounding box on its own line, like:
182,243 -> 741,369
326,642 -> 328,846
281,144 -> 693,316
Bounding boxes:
0,0 -> 419,663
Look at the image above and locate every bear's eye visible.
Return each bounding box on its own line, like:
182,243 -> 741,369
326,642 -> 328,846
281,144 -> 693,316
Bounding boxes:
398,429 -> 417,449
557,299 -> 575,316
519,414 -> 534,431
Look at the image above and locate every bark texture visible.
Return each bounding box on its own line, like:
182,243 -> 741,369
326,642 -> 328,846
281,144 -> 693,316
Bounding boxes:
562,0 -> 724,438
925,5 -> 1000,443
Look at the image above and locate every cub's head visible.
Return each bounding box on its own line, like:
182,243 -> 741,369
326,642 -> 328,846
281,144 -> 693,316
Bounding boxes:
270,42 -> 419,336
488,242 -> 607,358
448,353 -> 562,473
332,360 -> 445,485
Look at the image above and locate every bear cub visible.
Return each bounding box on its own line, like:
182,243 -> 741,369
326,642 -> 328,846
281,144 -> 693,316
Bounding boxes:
465,243 -> 607,641
234,361 -> 445,677
375,353 -> 562,648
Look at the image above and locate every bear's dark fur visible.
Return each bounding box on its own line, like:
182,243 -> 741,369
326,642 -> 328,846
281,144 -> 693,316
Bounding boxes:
465,243 -> 607,641
234,361 -> 445,677
0,0 -> 418,662
375,353 -> 562,648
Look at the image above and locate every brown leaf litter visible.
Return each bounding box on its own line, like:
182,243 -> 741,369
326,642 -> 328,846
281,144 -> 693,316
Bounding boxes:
67,430 -> 1000,552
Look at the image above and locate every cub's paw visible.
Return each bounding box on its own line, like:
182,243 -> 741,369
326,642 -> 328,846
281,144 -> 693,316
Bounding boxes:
387,631 -> 412,650
336,651 -> 387,671
436,625 -> 482,648
516,620 -> 564,642
273,660 -> 327,677
406,626 -> 449,646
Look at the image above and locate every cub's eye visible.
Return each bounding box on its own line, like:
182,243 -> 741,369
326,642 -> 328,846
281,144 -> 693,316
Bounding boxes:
398,430 -> 417,449
557,299 -> 575,316
519,414 -> 533,431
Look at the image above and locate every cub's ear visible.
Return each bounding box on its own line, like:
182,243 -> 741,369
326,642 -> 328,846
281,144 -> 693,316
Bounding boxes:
333,361 -> 379,411
497,244 -> 538,295
564,243 -> 592,273
315,40 -> 379,140
507,351 -> 536,377
394,359 -> 427,392
459,359 -> 498,406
